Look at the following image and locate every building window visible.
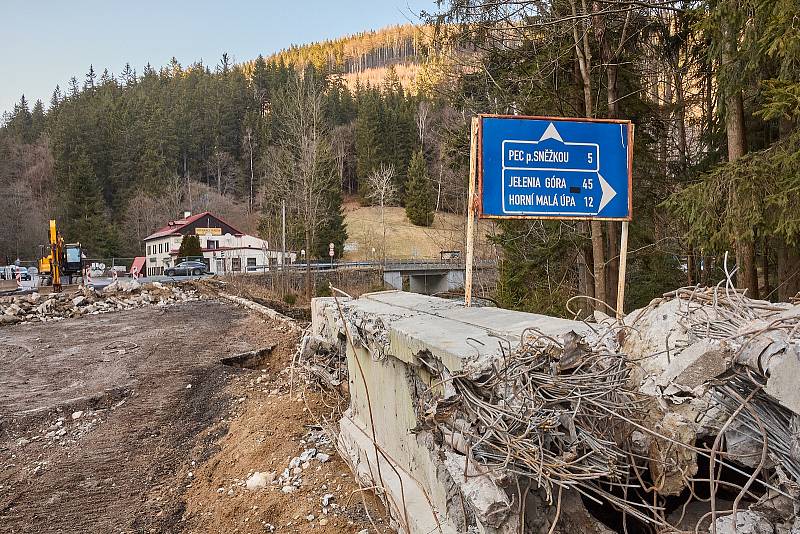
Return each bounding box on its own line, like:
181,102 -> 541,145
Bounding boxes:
207,240 -> 219,250
232,258 -> 241,272
247,257 -> 256,267
147,245 -> 151,255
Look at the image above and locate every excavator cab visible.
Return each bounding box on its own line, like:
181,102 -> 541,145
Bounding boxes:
37,220 -> 82,291
64,244 -> 82,275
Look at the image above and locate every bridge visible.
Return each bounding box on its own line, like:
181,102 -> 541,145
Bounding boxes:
380,258 -> 496,295
243,258 -> 498,296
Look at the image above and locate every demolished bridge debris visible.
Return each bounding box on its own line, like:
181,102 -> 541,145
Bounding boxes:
0,280 -> 204,325
305,287 -> 800,533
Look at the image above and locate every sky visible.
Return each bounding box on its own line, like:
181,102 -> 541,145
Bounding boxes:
0,0 -> 437,117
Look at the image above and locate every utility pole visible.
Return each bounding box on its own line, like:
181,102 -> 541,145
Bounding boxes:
281,200 -> 286,268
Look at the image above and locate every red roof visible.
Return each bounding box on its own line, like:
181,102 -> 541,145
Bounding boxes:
144,211 -> 244,241
131,256 -> 146,274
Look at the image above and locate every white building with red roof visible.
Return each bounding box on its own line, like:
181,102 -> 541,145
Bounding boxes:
143,211 -> 293,276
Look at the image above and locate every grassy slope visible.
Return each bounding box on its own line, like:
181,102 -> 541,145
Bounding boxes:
342,201 -> 497,261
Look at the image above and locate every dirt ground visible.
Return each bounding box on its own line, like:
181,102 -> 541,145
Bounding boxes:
0,299 -> 389,533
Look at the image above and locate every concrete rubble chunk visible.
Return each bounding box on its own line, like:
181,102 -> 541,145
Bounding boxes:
245,471 -> 270,491
647,340 -> 728,397
711,510 -> 775,534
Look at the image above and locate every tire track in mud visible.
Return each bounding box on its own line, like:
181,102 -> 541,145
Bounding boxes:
0,300 -> 259,533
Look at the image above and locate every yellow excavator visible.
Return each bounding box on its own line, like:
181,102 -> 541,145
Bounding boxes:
38,220 -> 83,291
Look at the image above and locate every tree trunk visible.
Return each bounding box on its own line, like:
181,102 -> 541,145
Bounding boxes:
723,15 -> 758,298
687,244 -> 696,286
777,239 -> 800,302
577,222 -> 594,307
761,237 -> 771,300
604,51 -> 620,311
570,0 -> 605,309
305,228 -> 312,301
726,90 -> 758,298
591,221 -> 606,311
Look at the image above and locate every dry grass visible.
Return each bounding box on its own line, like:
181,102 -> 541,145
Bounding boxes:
342,201 -> 498,261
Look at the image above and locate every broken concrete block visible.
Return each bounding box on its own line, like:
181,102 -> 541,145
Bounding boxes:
654,340 -> 728,395
712,510 -> 774,534
763,346 -> 800,415
649,412 -> 698,495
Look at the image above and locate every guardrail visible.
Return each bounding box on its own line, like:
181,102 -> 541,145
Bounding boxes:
261,258 -> 498,272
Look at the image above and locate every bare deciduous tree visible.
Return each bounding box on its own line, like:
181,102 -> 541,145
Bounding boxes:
208,148 -> 238,195
243,127 -> 256,213
366,163 -> 397,265
416,100 -> 431,148
266,69 -> 336,298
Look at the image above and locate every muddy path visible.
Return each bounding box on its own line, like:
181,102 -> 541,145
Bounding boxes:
0,299 -> 386,533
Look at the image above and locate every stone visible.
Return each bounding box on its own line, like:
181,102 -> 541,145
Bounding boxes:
246,472 -> 269,491
281,485 -> 296,494
712,511 -> 774,534
72,296 -> 87,307
318,518 -> 328,526
71,411 -> 84,420
299,448 -> 317,462
321,493 -> 334,507
315,453 -> 330,463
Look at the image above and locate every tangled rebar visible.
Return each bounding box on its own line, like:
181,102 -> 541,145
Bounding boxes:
421,328 -> 669,524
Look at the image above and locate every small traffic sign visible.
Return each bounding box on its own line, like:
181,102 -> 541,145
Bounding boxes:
478,115 -> 633,220
329,243 -> 335,257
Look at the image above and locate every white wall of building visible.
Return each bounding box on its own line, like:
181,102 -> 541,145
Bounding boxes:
145,232 -> 295,276
145,236 -> 176,276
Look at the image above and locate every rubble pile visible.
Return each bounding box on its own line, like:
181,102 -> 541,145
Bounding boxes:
0,280 -> 203,325
308,287 -> 800,534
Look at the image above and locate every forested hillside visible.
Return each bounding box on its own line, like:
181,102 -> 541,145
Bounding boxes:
2,0 -> 799,313
0,38 -> 463,263
268,25 -> 427,88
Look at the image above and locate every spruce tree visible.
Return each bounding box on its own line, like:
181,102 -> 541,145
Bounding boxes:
63,150 -> 109,256
314,186 -> 348,259
30,100 -> 45,141
404,150 -> 434,227
355,86 -> 382,196
177,235 -> 202,259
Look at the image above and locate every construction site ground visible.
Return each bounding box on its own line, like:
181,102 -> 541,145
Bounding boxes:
0,299 -> 389,533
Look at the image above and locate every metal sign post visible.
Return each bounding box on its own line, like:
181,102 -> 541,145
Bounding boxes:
466,115 -> 634,314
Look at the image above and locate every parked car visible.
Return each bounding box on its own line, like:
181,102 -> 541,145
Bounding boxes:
165,261 -> 208,277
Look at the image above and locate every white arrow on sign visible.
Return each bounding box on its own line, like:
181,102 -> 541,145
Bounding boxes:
597,173 -> 617,212
540,122 -> 564,142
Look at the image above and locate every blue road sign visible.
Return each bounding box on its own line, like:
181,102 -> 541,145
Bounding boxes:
479,116 -> 633,220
